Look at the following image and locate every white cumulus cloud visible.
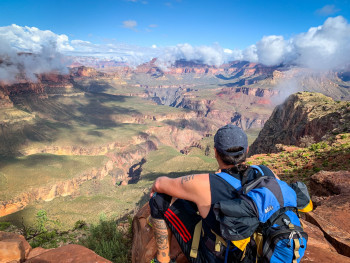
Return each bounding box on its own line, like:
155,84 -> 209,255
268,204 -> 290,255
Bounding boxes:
0,24 -> 70,83
1,16 -> 350,83
156,43 -> 237,67
242,16 -> 350,69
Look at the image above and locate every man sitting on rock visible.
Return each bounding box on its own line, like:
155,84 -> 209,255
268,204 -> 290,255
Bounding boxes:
148,124 -> 310,263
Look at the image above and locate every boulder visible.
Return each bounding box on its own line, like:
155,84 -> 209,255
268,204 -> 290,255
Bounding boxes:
25,244 -> 112,263
301,219 -> 350,262
0,239 -> 25,263
131,204 -> 188,263
26,247 -> 50,260
0,231 -> 31,263
306,170 -> 350,257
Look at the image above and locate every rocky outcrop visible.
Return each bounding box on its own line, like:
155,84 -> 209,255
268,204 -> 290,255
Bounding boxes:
70,66 -> 105,78
231,112 -> 267,130
249,92 -> 350,155
301,220 -> 350,262
306,171 -> 350,257
107,140 -> 158,184
146,122 -> 209,151
0,231 -> 31,262
0,90 -> 13,109
0,71 -> 74,98
145,86 -> 189,106
26,244 -> 111,263
0,232 -> 111,263
217,87 -> 279,98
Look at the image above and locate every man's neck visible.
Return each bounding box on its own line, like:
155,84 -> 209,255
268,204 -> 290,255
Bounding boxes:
218,163 -> 235,170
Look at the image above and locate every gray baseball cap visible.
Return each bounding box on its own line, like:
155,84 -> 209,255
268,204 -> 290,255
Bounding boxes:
214,124 -> 248,156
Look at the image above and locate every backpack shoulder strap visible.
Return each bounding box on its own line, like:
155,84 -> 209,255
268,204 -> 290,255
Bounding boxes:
241,165 -> 276,194
250,165 -> 265,175
215,172 -> 242,190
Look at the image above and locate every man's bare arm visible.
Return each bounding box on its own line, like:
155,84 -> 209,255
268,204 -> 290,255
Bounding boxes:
150,174 -> 211,216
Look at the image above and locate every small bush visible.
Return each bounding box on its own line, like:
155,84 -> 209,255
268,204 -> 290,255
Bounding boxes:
73,220 -> 88,230
0,222 -> 11,231
299,135 -> 315,148
80,219 -> 130,263
260,161 -> 269,166
21,210 -> 61,248
309,142 -> 328,151
287,161 -> 296,167
313,167 -> 321,173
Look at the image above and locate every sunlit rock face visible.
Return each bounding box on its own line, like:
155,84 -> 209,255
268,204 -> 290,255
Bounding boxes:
249,92 -> 350,155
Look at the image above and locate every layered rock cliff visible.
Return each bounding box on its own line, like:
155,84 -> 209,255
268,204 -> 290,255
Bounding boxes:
249,92 -> 350,155
0,160 -> 114,217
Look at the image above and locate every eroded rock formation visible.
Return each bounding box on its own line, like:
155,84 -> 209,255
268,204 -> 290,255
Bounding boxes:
249,92 -> 350,155
0,160 -> 114,217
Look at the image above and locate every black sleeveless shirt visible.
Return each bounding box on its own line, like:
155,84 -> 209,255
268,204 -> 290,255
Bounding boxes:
202,169 -> 242,238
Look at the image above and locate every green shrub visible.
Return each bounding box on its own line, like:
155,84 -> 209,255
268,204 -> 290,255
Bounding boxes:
309,142 -> 328,151
21,210 -> 61,248
80,218 -> 130,263
0,222 -> 11,231
313,167 -> 321,173
73,220 -> 88,230
287,161 -> 296,167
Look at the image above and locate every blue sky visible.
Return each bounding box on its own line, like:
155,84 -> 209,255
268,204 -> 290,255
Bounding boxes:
1,0 -> 350,78
0,0 -> 349,49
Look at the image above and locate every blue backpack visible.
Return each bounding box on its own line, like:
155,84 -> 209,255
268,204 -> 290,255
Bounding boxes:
214,165 -> 309,263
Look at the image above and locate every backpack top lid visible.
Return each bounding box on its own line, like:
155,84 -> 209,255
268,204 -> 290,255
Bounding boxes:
245,176 -> 297,223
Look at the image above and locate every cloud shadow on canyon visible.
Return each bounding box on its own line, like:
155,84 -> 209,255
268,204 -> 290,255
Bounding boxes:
1,92 -> 142,157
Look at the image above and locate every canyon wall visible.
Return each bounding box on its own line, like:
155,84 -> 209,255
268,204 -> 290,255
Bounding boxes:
0,160 -> 113,217
249,92 -> 350,155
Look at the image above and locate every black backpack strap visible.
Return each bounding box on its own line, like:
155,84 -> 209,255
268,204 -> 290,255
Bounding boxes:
241,165 -> 276,186
258,165 -> 276,177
